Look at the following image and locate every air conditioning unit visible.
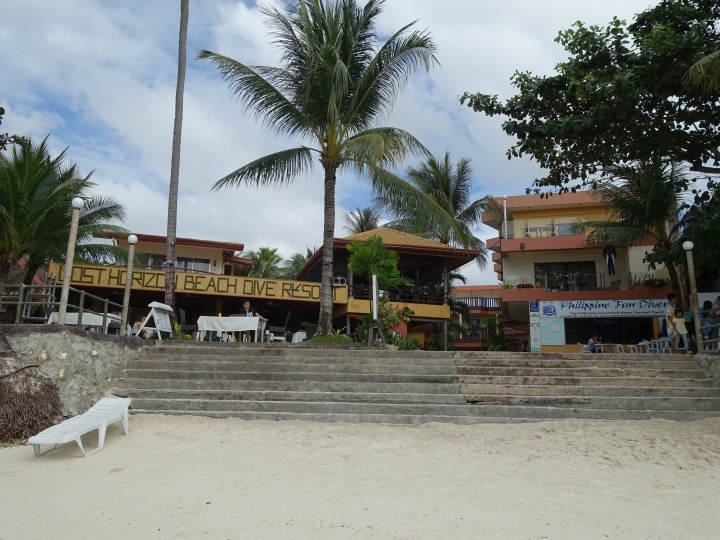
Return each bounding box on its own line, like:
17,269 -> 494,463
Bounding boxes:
332,276 -> 347,287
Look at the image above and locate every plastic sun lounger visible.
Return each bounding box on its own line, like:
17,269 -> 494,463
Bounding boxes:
27,398 -> 132,457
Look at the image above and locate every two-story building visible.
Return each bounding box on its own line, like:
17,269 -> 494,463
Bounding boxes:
482,192 -> 674,352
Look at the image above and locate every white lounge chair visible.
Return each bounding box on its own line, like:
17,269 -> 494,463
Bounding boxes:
28,397 -> 131,457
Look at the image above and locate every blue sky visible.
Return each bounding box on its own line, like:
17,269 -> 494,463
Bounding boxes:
0,0 -> 656,283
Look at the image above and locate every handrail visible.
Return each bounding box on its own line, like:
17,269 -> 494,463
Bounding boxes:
0,283 -> 123,331
348,284 -> 446,306
453,297 -> 501,309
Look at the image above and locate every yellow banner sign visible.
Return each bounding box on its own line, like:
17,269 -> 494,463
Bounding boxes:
49,264 -> 348,304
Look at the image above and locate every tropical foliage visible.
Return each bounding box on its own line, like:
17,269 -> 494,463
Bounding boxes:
280,246 -> 317,280
200,0 -> 471,335
0,136 -> 127,284
379,152 -> 494,267
343,206 -> 382,235
460,0 -> 720,193
686,49 -> 720,91
346,235 -> 412,288
478,315 -> 511,351
245,247 -> 284,279
570,162 -> 688,305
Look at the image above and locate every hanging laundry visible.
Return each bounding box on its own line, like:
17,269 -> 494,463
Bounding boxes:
603,244 -> 617,275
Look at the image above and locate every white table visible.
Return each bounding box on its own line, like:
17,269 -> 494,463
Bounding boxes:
595,343 -> 621,354
47,312 -> 122,333
291,331 -> 306,343
196,316 -> 266,342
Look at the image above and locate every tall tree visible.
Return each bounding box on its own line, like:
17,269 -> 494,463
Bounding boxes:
343,206 -> 381,234
686,49 -> 720,91
378,152 -> 493,268
200,0 -> 469,336
571,162 -> 688,306
165,0 -> 189,310
460,0 -> 720,193
0,137 -> 128,284
246,247 -> 284,278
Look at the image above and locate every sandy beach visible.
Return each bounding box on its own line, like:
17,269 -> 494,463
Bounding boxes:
2,415 -> 720,540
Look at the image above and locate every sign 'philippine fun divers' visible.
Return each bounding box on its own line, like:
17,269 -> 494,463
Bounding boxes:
539,299 -> 668,319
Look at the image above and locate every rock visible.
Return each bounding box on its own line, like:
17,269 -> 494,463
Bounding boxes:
57,352 -> 67,361
91,350 -> 97,357
58,368 -> 65,379
38,350 -> 47,363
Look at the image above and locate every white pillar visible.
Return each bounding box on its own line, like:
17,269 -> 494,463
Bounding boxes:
120,234 -> 138,336
683,241 -> 703,350
503,195 -> 508,240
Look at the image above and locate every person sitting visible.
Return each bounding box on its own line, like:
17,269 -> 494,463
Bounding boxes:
588,334 -> 600,354
238,300 -> 268,342
131,316 -> 147,339
520,340 -> 528,352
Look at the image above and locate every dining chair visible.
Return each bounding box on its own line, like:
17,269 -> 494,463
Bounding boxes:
267,311 -> 291,343
627,345 -> 639,354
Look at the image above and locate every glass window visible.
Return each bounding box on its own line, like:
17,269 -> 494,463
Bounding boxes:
534,261 -> 596,291
177,257 -> 210,272
565,317 -> 654,345
136,252 -> 165,269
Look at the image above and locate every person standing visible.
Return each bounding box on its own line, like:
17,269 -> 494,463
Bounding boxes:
665,293 -> 677,353
602,244 -> 617,275
672,309 -> 690,354
702,300 -> 714,350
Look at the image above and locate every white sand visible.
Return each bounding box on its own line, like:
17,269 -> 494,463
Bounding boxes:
2,415 -> 720,540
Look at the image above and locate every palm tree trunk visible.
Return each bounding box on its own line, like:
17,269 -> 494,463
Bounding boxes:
318,165 -> 337,336
0,255 -> 14,285
165,0 -> 189,310
665,261 -> 685,310
22,262 -> 40,286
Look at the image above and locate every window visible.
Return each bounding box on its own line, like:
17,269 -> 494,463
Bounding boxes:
534,261 -> 596,291
176,257 -> 210,273
137,252 -> 165,269
564,317 -> 654,345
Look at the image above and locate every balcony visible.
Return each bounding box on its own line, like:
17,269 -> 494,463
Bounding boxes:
453,296 -> 501,313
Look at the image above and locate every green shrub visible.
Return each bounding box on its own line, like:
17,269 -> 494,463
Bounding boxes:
392,334 -> 420,350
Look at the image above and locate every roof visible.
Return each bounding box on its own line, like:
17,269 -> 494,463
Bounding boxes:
296,228 -> 481,282
223,255 -> 253,266
453,284 -> 503,291
343,228 -> 458,250
105,233 -> 244,252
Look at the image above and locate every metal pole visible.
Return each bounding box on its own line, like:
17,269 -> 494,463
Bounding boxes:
57,198 -> 84,325
443,265 -> 448,351
102,299 -> 108,334
684,243 -> 703,350
372,274 -> 379,321
15,284 -> 25,323
120,237 -> 137,336
77,291 -> 85,327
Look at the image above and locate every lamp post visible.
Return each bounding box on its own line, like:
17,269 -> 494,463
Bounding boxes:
57,197 -> 85,325
119,234 -> 138,336
683,241 -> 703,351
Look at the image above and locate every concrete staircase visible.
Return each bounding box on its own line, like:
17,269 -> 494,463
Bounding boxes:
114,342 -> 720,424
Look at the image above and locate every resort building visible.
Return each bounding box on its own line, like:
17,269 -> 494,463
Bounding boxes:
48,229 -> 478,347
482,191 -> 674,352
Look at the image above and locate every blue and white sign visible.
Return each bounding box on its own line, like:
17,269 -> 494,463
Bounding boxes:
529,301 -> 541,352
539,299 -> 668,319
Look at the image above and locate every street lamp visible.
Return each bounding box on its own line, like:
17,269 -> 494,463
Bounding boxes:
119,234 -> 138,336
683,241 -> 703,351
57,197 -> 85,324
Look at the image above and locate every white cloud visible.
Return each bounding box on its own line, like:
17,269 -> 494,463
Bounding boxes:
0,0 -> 654,283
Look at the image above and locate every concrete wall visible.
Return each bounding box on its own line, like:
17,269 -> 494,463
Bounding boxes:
1,325 -> 144,416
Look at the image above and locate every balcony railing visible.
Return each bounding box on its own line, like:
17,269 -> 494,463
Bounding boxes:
453,297 -> 501,310
349,285 -> 445,306
500,218 -> 580,239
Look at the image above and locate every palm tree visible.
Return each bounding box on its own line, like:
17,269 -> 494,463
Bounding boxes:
23,194 -> 127,285
246,247 -> 284,278
343,206 -> 382,234
685,49 -> 720,91
281,246 -> 316,280
571,161 -> 687,306
378,152 -> 495,268
0,136 -> 128,284
165,0 -> 190,310
200,0 -> 469,335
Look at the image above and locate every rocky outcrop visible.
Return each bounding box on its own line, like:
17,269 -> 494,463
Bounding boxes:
0,325 -> 144,416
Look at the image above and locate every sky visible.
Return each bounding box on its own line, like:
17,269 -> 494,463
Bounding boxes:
0,0 -> 657,284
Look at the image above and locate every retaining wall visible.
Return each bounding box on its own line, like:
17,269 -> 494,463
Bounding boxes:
1,325 -> 144,416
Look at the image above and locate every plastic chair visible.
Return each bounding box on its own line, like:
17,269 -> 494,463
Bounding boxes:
627,345 -> 639,354
658,338 -> 673,354
613,345 -> 625,353
267,311 -> 291,343
577,342 -> 591,354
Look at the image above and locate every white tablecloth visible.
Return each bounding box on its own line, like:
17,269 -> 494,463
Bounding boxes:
291,331 -> 306,343
196,316 -> 266,342
47,312 -> 122,333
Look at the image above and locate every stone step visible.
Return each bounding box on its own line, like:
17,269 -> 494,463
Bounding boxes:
130,410 -> 542,425
144,345 -> 453,359
121,369 -> 458,384
460,384 -> 720,398
139,353 -> 699,370
132,359 -> 457,375
116,378 -> 462,394
464,395 -> 720,412
131,359 -> 704,378
120,388 -> 467,404
457,375 -> 716,387
142,352 -> 456,367
128,398 -> 720,421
